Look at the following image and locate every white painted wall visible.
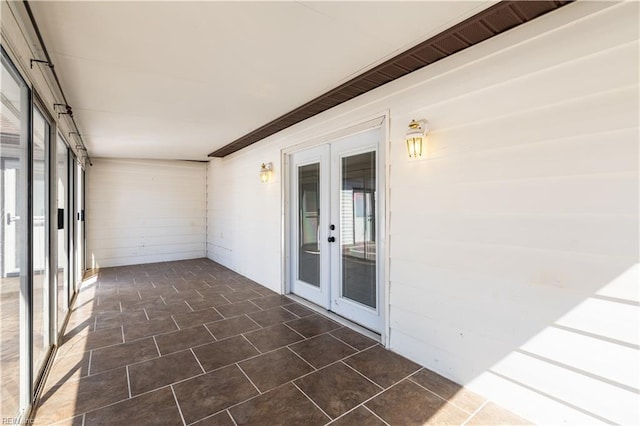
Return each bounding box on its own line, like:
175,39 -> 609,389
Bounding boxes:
207,2 -> 639,424
87,158 -> 206,268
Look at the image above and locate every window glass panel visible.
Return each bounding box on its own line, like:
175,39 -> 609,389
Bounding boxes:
0,54 -> 28,420
340,151 -> 376,308
32,106 -> 49,383
298,163 -> 320,287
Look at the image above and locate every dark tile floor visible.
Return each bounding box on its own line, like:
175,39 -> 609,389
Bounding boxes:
32,258 -> 530,425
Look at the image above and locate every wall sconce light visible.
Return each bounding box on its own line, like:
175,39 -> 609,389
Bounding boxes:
259,162 -> 273,183
406,119 -> 429,158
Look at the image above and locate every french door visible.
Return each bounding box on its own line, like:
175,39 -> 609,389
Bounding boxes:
290,128 -> 382,332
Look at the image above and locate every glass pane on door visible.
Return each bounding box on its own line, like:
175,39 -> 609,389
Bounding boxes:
340,151 -> 376,308
32,106 -> 49,383
298,163 -> 320,287
1,56 -> 28,420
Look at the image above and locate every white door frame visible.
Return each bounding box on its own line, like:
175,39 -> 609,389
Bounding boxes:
281,113 -> 390,345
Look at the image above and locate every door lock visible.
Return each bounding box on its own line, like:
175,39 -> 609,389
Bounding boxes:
328,236 -> 335,243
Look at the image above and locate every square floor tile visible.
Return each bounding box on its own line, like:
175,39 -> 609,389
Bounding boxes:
154,325 -> 215,355
289,334 -> 356,368
173,365 -> 258,424
90,337 -> 158,374
192,335 -> 259,371
366,379 -> 468,425
295,362 -> 381,419
239,348 -> 314,392
229,383 -> 329,426
411,368 -> 485,414
248,307 -> 297,328
344,345 -> 420,388
206,316 -> 260,340
84,387 -> 182,425
128,350 -> 203,395
286,315 -> 341,338
243,324 -> 304,352
173,308 -> 223,329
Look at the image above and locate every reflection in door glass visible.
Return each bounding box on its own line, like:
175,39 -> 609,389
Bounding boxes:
32,107 -> 49,384
341,152 -> 376,308
0,57 -> 27,420
298,163 -> 320,287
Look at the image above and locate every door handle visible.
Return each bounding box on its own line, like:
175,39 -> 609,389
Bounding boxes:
328,236 -> 335,243
6,213 -> 20,225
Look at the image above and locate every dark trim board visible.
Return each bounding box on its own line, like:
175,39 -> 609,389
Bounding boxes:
209,0 -> 571,158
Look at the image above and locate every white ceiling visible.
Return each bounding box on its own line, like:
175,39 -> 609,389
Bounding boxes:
31,1 -> 493,160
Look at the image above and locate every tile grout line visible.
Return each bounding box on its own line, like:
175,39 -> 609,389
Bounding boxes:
329,332 -> 375,353
247,299 -> 264,311
408,374 -> 474,415
190,348 -> 206,374
211,306 -> 225,321
286,346 -> 317,371
87,350 -> 93,376
152,336 -> 161,357
184,300 -> 194,312
282,322 -> 307,339
236,362 -> 263,395
143,308 -> 150,321
461,399 -> 489,426
125,365 -> 132,399
203,323 -> 217,340
244,315 -> 263,329
226,409 -> 239,426
340,360 -> 384,391
280,305 -> 302,319
330,367 -> 426,425
292,381 -> 333,422
170,385 -> 187,426
240,334 -> 263,354
363,405 -> 391,426
170,315 -> 181,330
220,293 -> 232,304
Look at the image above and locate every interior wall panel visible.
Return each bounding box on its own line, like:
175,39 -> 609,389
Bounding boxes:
88,158 -> 206,268
205,2 -> 639,424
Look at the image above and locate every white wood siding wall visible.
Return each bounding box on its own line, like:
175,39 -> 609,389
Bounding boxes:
88,158 -> 206,268
206,2 -> 638,424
